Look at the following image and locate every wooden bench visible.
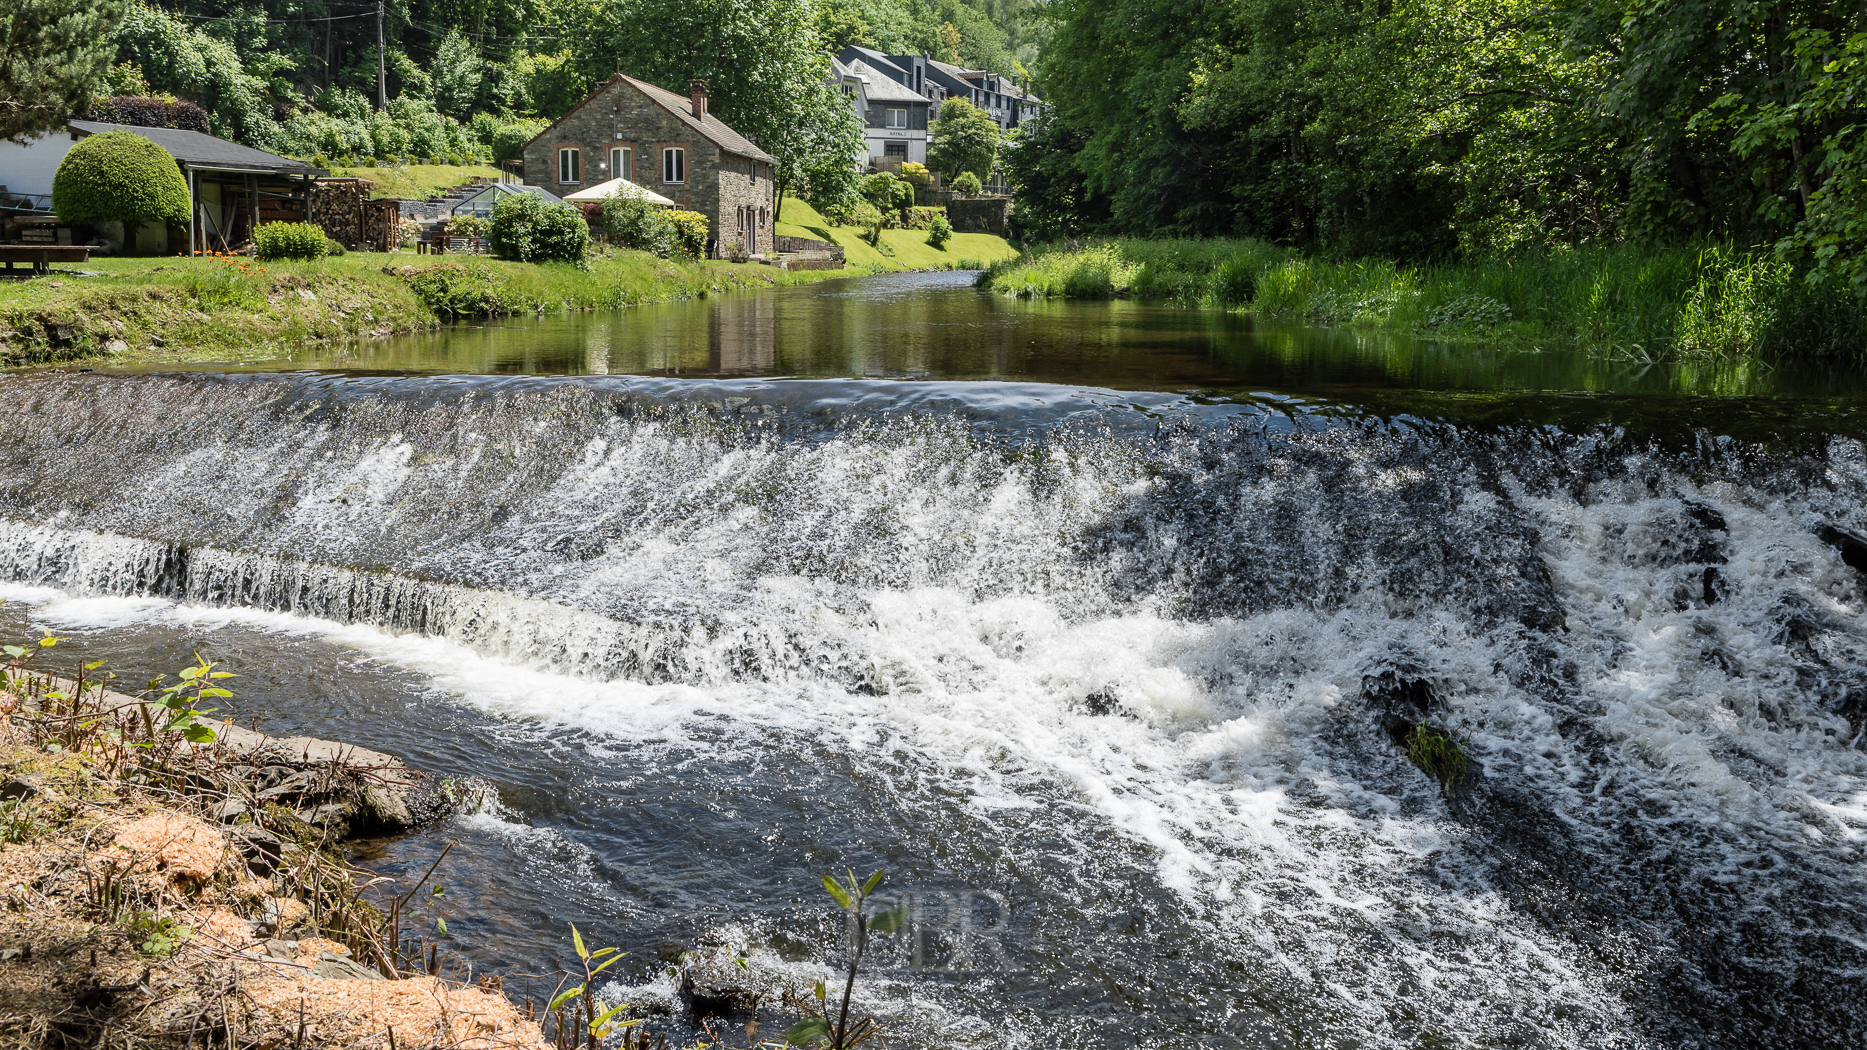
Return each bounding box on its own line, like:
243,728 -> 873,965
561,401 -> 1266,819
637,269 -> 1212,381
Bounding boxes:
0,245 -> 92,275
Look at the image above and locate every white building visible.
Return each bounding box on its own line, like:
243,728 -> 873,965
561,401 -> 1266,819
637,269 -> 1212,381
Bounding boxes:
843,59 -> 931,166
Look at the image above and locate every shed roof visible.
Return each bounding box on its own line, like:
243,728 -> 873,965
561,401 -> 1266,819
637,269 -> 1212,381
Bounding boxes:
68,121 -> 322,176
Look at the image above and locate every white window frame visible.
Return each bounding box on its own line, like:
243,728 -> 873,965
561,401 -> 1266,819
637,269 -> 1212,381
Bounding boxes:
663,147 -> 685,185
558,147 -> 580,185
885,108 -> 907,129
610,146 -> 632,182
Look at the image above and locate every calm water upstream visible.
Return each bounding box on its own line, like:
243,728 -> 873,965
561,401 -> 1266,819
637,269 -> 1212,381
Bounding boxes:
3,271 -> 1866,1048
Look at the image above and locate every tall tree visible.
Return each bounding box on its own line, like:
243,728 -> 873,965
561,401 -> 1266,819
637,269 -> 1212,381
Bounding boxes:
927,96 -> 1000,180
0,0 -> 126,143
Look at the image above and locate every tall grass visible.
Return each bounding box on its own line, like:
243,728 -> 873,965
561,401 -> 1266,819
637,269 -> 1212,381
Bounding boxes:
980,239 -> 1867,359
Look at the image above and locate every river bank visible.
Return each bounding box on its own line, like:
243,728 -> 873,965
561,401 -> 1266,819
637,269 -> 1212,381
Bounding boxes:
980,239 -> 1867,360
0,251 -> 876,367
0,659 -> 552,1048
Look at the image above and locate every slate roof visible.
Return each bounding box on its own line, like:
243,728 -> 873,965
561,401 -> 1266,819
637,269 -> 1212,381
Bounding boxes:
533,76 -> 778,165
840,46 -> 912,85
847,61 -> 928,105
68,121 -> 321,175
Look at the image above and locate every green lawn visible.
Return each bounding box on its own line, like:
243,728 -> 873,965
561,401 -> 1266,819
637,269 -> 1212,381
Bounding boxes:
0,249 -> 861,366
322,162 -> 506,200
777,198 -> 1016,270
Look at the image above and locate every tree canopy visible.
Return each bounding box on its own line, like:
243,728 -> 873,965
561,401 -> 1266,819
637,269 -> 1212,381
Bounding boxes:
928,97 -> 1000,181
1016,0 -> 1867,286
0,0 -> 126,143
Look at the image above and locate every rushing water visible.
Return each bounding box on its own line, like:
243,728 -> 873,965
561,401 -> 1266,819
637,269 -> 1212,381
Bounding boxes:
3,275 -> 1867,1048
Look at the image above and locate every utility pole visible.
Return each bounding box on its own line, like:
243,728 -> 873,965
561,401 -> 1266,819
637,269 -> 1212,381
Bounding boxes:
376,1 -> 387,111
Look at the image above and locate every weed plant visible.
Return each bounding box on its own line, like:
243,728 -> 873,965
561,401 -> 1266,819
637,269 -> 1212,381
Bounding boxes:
1403,723 -> 1469,793
982,239 -> 1867,360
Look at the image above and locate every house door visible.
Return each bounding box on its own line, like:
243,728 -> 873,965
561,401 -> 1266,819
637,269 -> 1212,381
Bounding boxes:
747,207 -> 757,253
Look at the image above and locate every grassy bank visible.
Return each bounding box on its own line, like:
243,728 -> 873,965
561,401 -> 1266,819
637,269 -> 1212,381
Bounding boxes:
981,239 -> 1867,359
323,161 -> 506,200
0,250 -> 860,366
777,198 -> 1018,270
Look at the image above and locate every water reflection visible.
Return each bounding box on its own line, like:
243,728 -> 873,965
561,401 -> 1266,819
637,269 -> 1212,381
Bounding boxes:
110,270 -> 1867,399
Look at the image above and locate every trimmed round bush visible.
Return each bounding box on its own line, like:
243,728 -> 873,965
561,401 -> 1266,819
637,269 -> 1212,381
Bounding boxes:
488,192 -> 590,264
927,214 -> 953,250
951,171 -> 983,198
324,237 -> 347,256
253,221 -> 329,261
52,130 -> 191,226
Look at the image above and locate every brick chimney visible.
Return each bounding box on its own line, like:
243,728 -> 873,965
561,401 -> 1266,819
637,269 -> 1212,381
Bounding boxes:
688,79 -> 708,120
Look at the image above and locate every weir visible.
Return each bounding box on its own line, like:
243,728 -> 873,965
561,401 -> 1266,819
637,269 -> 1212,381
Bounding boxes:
1,367 -> 1864,1047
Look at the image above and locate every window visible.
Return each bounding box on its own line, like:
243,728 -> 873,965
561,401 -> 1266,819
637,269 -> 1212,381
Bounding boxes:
662,147 -> 685,184
610,147 -> 632,182
883,142 -> 907,158
557,148 -> 580,184
885,108 -> 907,129
750,159 -> 757,185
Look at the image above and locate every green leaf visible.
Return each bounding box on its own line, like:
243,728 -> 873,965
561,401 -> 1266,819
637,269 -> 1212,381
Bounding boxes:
571,923 -> 588,960
3,646 -> 25,658
549,985 -> 583,1010
785,1018 -> 830,1045
590,953 -> 626,976
590,947 -> 619,958
209,671 -> 237,679
862,868 -> 884,896
179,665 -> 201,679
591,1001 -> 632,1029
822,874 -> 853,909
436,917 -> 448,936
84,660 -> 106,671
869,905 -> 909,934
182,725 -> 218,743
199,688 -> 233,698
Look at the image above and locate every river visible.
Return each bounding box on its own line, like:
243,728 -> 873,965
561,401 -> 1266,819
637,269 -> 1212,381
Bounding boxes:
2,270 -> 1864,1048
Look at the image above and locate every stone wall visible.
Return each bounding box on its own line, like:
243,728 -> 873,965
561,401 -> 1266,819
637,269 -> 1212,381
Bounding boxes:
522,77 -> 775,258
948,196 -> 1011,236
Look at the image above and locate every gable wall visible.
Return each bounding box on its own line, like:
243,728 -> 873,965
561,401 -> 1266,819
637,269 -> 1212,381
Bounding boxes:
524,79 -> 775,257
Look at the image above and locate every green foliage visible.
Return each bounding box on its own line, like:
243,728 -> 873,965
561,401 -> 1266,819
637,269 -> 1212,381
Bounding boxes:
147,653 -> 232,745
324,237 -> 346,257
897,161 -> 932,191
400,262 -> 517,317
784,869 -> 903,1049
860,172 -> 914,218
950,171 -> 983,198
903,206 -> 946,230
983,237 -> 1867,357
1403,724 -> 1468,794
926,213 -> 953,249
927,98 -> 1000,182
253,221 -> 329,262
665,209 -> 710,260
600,195 -> 675,258
542,924 -> 638,1048
52,130 -> 190,226
0,0 -> 127,142
1028,0 -> 1867,283
488,192 -> 590,265
0,799 -> 47,845
129,910 -> 193,956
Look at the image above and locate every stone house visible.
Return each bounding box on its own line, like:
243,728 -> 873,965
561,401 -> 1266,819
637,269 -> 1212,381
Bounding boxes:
522,74 -> 777,257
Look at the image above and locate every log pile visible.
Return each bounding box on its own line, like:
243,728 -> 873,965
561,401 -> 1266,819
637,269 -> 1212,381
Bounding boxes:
308,178 -> 370,249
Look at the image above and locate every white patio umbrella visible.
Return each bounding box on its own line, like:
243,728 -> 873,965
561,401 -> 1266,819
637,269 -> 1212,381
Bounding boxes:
561,178 -> 676,206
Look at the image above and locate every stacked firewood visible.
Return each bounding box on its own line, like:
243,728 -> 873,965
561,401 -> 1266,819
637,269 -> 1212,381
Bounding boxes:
308,179 -> 370,249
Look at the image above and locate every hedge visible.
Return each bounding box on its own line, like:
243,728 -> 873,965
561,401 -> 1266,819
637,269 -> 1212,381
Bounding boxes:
253,222 -> 328,261
52,131 -> 191,227
488,192 -> 589,264
666,210 -> 709,259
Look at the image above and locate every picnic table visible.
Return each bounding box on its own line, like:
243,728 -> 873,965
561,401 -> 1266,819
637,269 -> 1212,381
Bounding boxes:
0,245 -> 92,275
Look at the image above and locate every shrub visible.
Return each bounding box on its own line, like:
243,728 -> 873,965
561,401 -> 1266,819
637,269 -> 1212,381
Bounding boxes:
447,215 -> 491,240
51,130 -> 190,227
488,192 -> 590,264
898,161 -> 932,191
599,196 -> 674,257
952,171 -> 982,198
253,221 -> 329,261
324,237 -> 346,256
399,262 -> 516,317
665,209 -> 709,259
850,201 -> 883,229
310,151 -> 331,169
904,206 -> 947,231
860,172 -> 913,216
927,214 -> 953,249
88,95 -> 211,133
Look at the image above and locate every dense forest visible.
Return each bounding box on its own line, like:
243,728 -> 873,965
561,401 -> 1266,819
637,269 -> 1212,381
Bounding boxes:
54,0 -> 1032,166
1011,0 -> 1867,290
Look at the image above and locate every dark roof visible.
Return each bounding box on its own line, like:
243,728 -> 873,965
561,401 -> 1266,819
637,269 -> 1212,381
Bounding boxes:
68,121 -> 321,175
618,75 -> 777,164
838,46 -> 911,86
847,61 -> 929,105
